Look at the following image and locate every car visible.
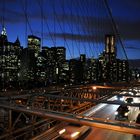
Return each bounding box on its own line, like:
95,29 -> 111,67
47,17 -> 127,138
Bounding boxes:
115,105 -> 129,121
115,95 -> 124,101
125,97 -> 134,104
59,123 -> 90,140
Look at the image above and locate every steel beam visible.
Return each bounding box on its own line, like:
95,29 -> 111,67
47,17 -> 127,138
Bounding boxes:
0,103 -> 140,135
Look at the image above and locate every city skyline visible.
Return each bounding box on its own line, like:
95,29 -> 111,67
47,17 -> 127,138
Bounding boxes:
0,0 -> 140,59
0,32 -> 131,90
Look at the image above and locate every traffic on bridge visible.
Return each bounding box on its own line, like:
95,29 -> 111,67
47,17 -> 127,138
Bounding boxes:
0,85 -> 140,140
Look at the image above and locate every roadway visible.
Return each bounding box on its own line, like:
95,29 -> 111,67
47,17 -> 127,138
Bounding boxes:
85,94 -> 140,140
1,87 -> 140,139
85,103 -> 140,140
56,96 -> 140,140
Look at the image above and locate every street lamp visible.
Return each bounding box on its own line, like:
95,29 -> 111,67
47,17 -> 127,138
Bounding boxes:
92,86 -> 97,90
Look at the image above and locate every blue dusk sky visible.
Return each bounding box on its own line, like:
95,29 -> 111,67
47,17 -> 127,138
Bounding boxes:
0,0 -> 140,59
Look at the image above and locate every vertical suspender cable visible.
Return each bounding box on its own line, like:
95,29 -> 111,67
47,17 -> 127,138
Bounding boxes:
25,0 -> 27,48
103,0 -> 128,61
77,0 -> 94,58
70,0 -> 74,58
82,0 -> 93,58
76,0 -> 87,57
51,0 -> 73,59
2,0 -> 5,28
62,1 -> 80,57
36,0 -> 56,47
62,0 -> 66,56
60,0 -> 74,59
52,0 -> 56,47
96,0 -> 102,54
41,0 -> 44,49
21,0 -> 33,36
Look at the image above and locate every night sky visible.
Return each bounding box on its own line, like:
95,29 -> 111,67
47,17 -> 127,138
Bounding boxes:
0,0 -> 140,59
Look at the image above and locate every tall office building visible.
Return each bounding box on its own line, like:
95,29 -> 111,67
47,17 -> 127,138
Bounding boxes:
28,35 -> 41,56
41,46 -> 66,84
117,59 -> 129,81
50,47 -> 66,63
42,47 -> 50,60
0,26 -> 8,54
86,58 -> 98,83
50,46 -> 66,83
69,59 -> 82,84
80,54 -> 86,83
59,60 -> 69,84
0,27 -> 22,89
105,34 -> 116,62
98,52 -> 107,82
80,54 -> 86,62
102,35 -> 117,82
20,47 -> 37,88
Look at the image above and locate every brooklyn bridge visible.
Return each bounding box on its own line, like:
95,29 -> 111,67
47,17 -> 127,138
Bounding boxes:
0,0 -> 140,140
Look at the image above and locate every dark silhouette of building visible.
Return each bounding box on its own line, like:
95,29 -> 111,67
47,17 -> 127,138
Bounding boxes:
28,35 -> 41,56
0,27 -> 22,90
0,29 -> 132,90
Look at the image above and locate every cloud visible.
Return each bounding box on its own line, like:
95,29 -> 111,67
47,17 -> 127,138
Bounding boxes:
49,32 -> 102,42
115,19 -> 140,41
1,8 -> 140,43
0,9 -> 25,23
34,30 -> 103,42
126,46 -> 140,50
0,0 -> 140,46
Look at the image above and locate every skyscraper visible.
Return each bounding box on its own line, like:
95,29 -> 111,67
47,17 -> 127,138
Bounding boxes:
105,34 -> 116,62
103,35 -> 116,82
0,27 -> 22,89
28,35 -> 41,56
49,47 -> 66,84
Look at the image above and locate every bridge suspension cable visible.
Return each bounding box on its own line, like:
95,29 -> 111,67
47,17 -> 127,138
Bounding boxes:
103,0 -> 128,60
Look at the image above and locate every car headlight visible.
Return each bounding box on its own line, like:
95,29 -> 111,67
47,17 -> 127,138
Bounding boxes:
120,97 -> 124,101
115,111 -> 118,115
71,132 -> 80,138
124,112 -> 128,116
114,96 -> 117,100
124,101 -> 127,103
129,92 -> 133,95
59,129 -> 66,135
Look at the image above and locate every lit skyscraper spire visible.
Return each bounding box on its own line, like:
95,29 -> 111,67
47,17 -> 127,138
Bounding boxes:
0,25 -> 8,42
1,26 -> 7,36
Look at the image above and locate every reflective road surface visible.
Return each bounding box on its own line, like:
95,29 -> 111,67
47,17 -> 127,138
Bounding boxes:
85,99 -> 140,140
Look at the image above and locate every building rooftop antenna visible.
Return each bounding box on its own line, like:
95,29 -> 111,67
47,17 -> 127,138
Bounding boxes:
1,0 -> 7,36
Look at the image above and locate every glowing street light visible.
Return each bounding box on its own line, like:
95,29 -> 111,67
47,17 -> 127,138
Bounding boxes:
92,86 -> 97,90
